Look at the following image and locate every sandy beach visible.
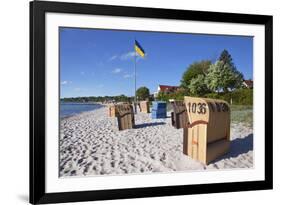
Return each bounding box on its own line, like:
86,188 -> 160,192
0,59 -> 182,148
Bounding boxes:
59,106 -> 253,177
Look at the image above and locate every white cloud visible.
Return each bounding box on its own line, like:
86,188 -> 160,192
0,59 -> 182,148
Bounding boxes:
120,51 -> 136,60
61,80 -> 72,85
98,84 -> 104,88
120,51 -> 147,61
108,52 -> 147,62
112,68 -> 122,74
74,87 -> 81,92
123,74 -> 134,79
109,55 -> 118,61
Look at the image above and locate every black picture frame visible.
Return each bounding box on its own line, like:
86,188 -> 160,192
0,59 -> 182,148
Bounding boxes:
30,1 -> 273,204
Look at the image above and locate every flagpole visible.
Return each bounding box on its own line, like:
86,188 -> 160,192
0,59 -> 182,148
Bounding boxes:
134,39 -> 137,113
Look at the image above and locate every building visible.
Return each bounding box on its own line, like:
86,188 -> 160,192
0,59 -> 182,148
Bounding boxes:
243,80 -> 253,89
154,84 -> 180,97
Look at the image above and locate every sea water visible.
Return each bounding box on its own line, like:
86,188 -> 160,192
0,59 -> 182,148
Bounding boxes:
60,102 -> 103,118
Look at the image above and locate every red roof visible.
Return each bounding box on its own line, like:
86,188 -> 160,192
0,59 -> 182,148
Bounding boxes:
159,85 -> 180,92
243,80 -> 253,88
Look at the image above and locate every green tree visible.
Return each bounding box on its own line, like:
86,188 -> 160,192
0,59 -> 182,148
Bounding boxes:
180,60 -> 211,90
173,88 -> 188,100
218,49 -> 244,90
219,49 -> 235,67
188,74 -> 209,96
156,91 -> 169,101
136,86 -> 150,100
205,60 -> 243,92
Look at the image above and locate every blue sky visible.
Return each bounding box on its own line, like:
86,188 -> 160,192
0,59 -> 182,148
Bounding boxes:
60,27 -> 253,98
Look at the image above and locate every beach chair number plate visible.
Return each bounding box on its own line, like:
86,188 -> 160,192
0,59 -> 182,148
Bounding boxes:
187,102 -> 229,114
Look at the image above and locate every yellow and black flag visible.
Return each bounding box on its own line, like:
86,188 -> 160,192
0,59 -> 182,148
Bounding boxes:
134,40 -> 145,57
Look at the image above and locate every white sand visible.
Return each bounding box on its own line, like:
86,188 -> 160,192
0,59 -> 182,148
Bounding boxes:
59,106 -> 253,177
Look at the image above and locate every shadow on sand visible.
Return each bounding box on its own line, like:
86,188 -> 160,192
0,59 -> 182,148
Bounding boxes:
211,133 -> 253,163
135,122 -> 166,129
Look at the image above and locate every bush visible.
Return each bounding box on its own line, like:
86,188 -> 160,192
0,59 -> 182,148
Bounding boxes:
156,89 -> 186,102
230,89 -> 253,105
156,88 -> 252,106
204,88 -> 253,105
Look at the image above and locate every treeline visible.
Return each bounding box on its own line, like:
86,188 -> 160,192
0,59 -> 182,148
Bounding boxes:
205,89 -> 253,105
61,94 -> 133,103
156,87 -> 253,105
156,89 -> 187,102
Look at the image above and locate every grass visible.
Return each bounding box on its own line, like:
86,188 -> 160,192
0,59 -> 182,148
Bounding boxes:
230,105 -> 253,126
